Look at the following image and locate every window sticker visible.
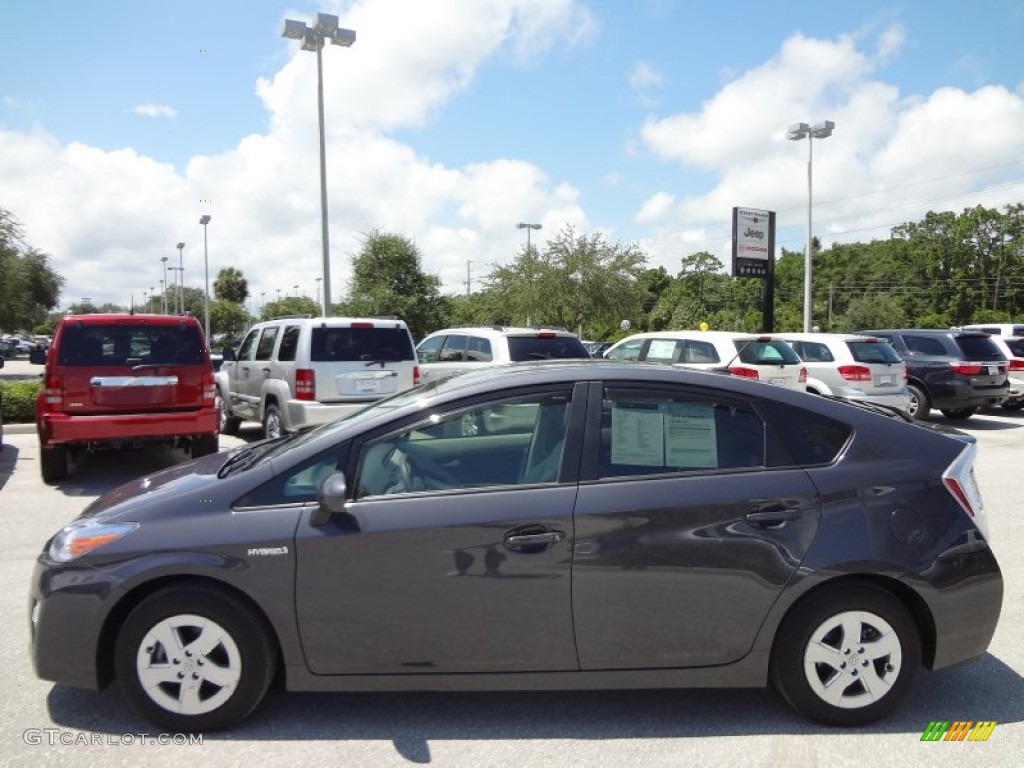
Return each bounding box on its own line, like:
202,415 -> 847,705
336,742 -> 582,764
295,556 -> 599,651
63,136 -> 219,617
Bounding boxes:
664,402 -> 717,468
611,403 -> 665,465
646,339 -> 678,362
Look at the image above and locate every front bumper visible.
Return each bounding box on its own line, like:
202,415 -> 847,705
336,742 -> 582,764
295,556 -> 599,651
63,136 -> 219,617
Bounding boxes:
29,558 -> 113,690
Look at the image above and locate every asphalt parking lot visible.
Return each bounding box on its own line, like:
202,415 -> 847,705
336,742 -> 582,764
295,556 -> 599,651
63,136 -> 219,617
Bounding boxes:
0,397 -> 1022,767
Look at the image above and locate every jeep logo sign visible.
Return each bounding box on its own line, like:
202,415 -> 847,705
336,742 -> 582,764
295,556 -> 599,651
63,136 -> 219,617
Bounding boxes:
732,207 -> 776,279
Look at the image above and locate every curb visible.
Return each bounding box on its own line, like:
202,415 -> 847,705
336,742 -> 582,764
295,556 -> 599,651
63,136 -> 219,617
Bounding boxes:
3,422 -> 36,435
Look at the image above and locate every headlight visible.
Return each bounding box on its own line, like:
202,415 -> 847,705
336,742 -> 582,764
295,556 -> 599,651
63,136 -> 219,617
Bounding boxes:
48,521 -> 139,562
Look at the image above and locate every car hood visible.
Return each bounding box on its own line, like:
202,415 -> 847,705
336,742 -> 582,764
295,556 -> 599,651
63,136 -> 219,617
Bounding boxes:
75,449 -> 262,523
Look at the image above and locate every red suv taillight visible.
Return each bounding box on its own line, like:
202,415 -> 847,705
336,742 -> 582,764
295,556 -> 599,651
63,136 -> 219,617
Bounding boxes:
838,365 -> 871,381
43,374 -> 64,411
296,368 -> 316,401
728,366 -> 759,380
798,366 -> 807,384
413,365 -> 421,387
1009,359 -> 1024,371
202,372 -> 217,407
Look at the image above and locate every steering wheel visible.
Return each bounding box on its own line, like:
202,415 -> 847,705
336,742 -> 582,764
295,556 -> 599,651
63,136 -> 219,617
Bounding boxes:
404,449 -> 461,490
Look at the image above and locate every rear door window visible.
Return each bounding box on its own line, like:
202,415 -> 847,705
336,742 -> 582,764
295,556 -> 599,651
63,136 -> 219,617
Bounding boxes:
507,336 -> 590,361
848,341 -> 902,364
255,327 -> 279,360
57,323 -> 204,366
954,335 -> 1005,361
311,327 -> 415,362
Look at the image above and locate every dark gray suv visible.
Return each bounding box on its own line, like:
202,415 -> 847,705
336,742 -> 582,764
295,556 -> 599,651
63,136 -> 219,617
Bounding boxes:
859,329 -> 1009,419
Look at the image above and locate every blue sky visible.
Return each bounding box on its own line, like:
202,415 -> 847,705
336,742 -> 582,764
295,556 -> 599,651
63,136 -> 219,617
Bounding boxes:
2,0 -> 1023,311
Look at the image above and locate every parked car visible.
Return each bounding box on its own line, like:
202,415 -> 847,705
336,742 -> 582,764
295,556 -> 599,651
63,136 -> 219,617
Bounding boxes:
217,316 -> 419,440
29,361 -> 1002,732
582,340 -> 614,358
858,329 -> 1009,420
416,325 -> 590,385
779,332 -> 910,414
961,322 -> 1024,337
0,338 -> 15,358
31,313 -> 220,482
603,330 -> 807,390
987,336 -> 1024,411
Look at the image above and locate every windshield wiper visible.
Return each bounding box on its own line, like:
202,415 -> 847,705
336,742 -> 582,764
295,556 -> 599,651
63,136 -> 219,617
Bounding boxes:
217,434 -> 293,477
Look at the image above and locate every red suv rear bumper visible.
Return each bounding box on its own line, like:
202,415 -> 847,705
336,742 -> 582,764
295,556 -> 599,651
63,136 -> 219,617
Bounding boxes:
38,408 -> 219,447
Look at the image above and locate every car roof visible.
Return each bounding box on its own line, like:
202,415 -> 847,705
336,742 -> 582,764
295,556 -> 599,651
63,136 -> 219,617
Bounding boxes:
255,316 -> 409,328
424,325 -> 577,338
57,313 -> 201,327
778,332 -> 886,343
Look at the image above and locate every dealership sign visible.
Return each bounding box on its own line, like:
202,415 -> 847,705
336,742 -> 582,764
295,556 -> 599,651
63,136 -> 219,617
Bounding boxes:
732,207 -> 775,278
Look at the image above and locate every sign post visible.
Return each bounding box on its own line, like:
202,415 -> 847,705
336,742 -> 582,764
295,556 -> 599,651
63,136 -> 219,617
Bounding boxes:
732,208 -> 776,332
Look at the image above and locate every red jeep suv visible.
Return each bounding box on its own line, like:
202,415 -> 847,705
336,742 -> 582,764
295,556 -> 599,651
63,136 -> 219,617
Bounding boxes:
33,313 -> 219,482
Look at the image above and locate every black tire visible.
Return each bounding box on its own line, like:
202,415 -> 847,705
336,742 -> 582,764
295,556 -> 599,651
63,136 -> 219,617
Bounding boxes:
771,585 -> 920,726
218,393 -> 241,436
263,403 -> 284,441
906,384 -> 929,420
40,443 -> 68,483
940,407 -> 976,420
114,583 -> 275,733
191,434 -> 219,459
1002,400 -> 1024,411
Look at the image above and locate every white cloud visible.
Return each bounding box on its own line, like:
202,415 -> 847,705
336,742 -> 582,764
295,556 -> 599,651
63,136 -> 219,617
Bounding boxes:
132,103 -> 178,119
634,24 -> 1024,274
0,0 -> 594,306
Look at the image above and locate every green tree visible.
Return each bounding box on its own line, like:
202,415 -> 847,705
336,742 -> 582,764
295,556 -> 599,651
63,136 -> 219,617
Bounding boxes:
0,208 -> 64,331
339,230 -> 448,340
486,226 -> 648,338
261,296 -> 320,320
213,267 -> 249,304
209,298 -> 253,341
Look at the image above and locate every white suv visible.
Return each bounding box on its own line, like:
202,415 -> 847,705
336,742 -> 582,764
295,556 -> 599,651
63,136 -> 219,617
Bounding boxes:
217,316 -> 419,439
603,331 -> 807,390
416,326 -> 591,385
779,332 -> 911,413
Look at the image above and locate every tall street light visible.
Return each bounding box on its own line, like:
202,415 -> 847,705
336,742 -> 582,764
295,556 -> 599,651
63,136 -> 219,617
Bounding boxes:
168,267 -> 183,313
282,13 -> 356,319
160,256 -> 169,313
175,242 -> 186,314
787,120 -> 835,332
516,222 -> 542,253
315,277 -> 322,312
199,215 -> 212,341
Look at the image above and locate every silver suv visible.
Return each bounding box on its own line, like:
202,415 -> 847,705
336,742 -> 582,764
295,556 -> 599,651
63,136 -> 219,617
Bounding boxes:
217,316 -> 418,439
416,326 -> 590,385
779,332 -> 911,414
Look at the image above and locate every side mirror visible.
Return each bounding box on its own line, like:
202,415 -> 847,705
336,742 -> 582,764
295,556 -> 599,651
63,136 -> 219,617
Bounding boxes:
29,348 -> 46,365
221,347 -> 237,362
311,471 -> 349,526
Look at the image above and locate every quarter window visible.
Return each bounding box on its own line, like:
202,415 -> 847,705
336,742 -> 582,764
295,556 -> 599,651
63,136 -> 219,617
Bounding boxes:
277,325 -> 301,362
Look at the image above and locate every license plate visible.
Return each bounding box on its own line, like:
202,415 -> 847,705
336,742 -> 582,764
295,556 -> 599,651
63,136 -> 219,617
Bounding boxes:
878,375 -> 893,385
355,378 -> 380,393
988,365 -> 998,375
770,377 -> 787,387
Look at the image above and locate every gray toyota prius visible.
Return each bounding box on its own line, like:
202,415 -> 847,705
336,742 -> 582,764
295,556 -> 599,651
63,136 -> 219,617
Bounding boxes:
29,361 -> 1003,732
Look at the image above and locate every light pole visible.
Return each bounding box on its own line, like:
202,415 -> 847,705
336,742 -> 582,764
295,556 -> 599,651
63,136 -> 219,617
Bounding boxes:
168,267 -> 183,313
315,277 -> 322,313
160,256 -> 169,313
261,292 -> 266,317
175,242 -> 185,314
282,13 -> 356,319
787,120 -> 834,332
199,215 -> 212,341
516,222 -> 542,253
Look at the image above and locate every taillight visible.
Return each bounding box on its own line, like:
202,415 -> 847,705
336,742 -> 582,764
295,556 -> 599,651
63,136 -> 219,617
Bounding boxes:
536,332 -> 556,338
798,366 -> 807,384
729,366 -> 759,380
413,365 -> 421,387
942,443 -> 989,541
903,367 -> 909,380
201,372 -> 217,407
1009,359 -> 1024,371
949,362 -> 983,375
837,365 -> 871,381
296,369 -> 315,400
43,374 -> 64,411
